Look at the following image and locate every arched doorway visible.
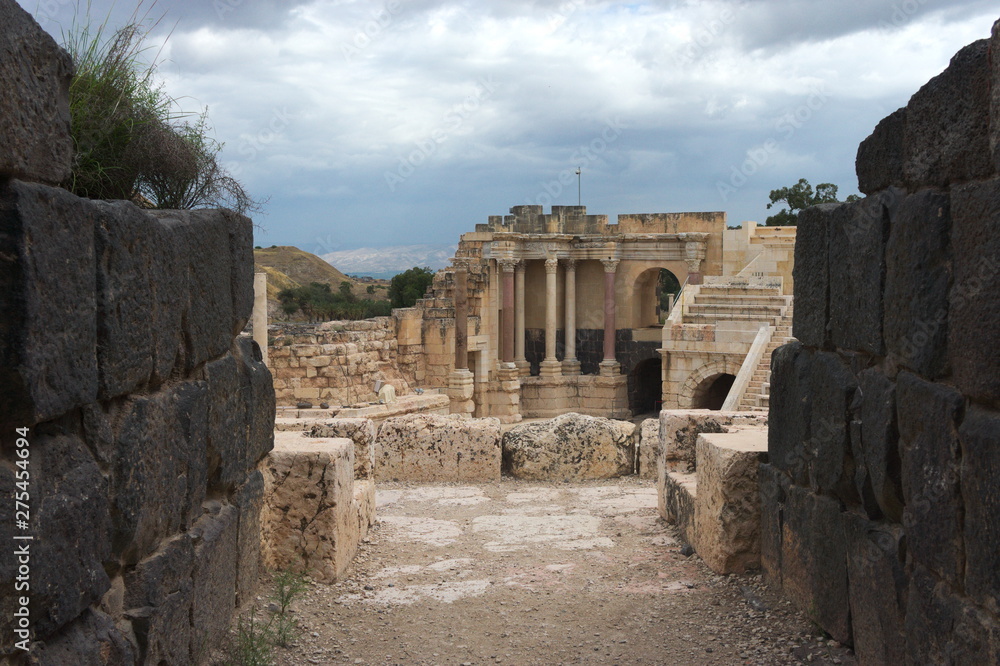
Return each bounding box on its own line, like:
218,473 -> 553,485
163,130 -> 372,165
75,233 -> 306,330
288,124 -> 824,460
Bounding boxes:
691,373 -> 736,410
629,357 -> 662,415
631,268 -> 681,329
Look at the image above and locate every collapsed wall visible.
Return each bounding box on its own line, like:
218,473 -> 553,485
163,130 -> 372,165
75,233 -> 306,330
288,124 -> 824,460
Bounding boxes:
763,22 -> 1000,663
0,3 -> 274,662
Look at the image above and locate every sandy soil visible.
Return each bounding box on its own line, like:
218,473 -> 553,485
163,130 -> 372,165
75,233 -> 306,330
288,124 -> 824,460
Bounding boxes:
262,478 -> 857,666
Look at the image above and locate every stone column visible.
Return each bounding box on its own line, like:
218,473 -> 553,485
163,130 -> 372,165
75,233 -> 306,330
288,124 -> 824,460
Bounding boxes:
499,259 -> 517,366
539,256 -> 562,377
448,261 -> 475,415
600,258 -> 620,375
253,272 -> 269,367
562,259 -> 580,375
514,260 -> 529,376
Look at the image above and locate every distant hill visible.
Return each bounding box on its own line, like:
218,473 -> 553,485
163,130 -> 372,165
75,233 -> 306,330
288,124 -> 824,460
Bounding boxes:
253,246 -> 390,305
321,244 -> 456,277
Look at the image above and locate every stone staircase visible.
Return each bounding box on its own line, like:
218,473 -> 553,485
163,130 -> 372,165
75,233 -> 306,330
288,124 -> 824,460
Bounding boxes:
682,284 -> 790,327
737,303 -> 795,412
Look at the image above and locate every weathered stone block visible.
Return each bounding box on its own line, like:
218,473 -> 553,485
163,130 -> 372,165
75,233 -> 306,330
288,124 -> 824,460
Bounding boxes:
829,193 -> 892,355
190,504 -> 239,663
658,409 -> 726,473
24,608 -> 135,666
857,368 -> 903,522
381,414 -> 502,482
903,40 -> 993,190
226,209 -> 255,336
897,371 -> 964,587
205,353 -> 249,490
808,351 -> 856,493
123,533 -> 194,666
234,470 -> 264,608
856,107 -> 905,195
0,1 -> 74,185
949,178 -> 1000,403
883,189 -> 951,379
661,471 -> 697,543
92,200 -> 157,399
692,430 -> 767,574
792,204 -> 835,346
843,513 -> 906,666
960,406 -> 1000,615
503,412 -> 632,481
309,418 -> 377,480
637,417 -> 659,479
263,433 -> 358,582
768,341 -> 810,482
0,181 -> 98,427
993,19 -> 1000,172
148,219 -> 187,383
781,486 -> 850,644
758,463 -> 789,587
236,337 -> 276,470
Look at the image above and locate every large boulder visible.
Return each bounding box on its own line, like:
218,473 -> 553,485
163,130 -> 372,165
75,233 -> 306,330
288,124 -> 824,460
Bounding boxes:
502,412 -> 635,481
376,414 -> 501,482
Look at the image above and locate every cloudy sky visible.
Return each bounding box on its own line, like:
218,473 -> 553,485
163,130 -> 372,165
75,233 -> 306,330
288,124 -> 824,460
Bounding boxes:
19,0 -> 1000,259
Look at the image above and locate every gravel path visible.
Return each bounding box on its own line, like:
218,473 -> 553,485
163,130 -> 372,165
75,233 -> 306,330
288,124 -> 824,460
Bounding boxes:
266,478 -> 857,666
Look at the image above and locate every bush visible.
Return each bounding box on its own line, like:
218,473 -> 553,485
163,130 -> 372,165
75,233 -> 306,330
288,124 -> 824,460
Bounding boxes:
389,267 -> 435,308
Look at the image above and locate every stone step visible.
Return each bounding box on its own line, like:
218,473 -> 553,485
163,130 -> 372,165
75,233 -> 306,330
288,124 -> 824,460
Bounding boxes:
687,303 -> 786,316
683,313 -> 782,325
695,294 -> 790,305
698,285 -> 783,296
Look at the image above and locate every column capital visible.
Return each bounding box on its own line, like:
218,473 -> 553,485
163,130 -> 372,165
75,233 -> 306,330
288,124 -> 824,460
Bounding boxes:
601,258 -> 620,273
564,258 -> 578,271
514,258 -> 526,274
451,256 -> 470,269
498,258 -> 518,273
544,257 -> 559,274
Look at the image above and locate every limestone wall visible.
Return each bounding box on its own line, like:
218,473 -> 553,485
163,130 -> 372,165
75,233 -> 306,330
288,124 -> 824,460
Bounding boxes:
0,5 -> 274,662
269,317 -> 416,406
762,23 -> 1000,663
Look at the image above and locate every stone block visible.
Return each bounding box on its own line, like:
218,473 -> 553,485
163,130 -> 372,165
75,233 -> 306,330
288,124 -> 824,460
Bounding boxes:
236,337 -> 276,470
380,414 -> 502,482
828,193 -> 893,355
658,409 -> 726,473
226,209 -> 254,336
308,418 -> 377,480
856,107 -> 905,195
234,470 -> 264,608
24,609 -> 135,666
502,412 -> 633,481
354,479 -> 376,539
205,353 -> 249,490
857,368 -> 903,522
0,181 -> 97,427
959,406 -> 1000,615
897,371 -> 964,587
637,417 -> 659,479
263,433 -> 358,582
792,203 -> 835,346
1,429 -> 111,647
0,1 -> 73,185
781,486 -> 850,644
949,178 -> 1000,403
807,351 -> 856,494
123,533 -> 195,666
661,471 -> 697,543
189,504 -> 239,663
903,40 -> 993,190
111,383 -> 208,564
692,430 -> 768,574
883,189 -> 951,379
993,19 -> 1000,172
758,463 -> 790,586
842,513 -> 906,666
768,341 -> 810,482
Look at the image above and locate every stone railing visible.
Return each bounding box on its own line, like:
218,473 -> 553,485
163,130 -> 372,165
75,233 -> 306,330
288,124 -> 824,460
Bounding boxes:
721,324 -> 772,411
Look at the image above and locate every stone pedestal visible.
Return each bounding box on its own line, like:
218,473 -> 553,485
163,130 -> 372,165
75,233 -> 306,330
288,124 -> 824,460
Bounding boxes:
514,359 -> 531,377
599,359 -> 621,376
492,362 -> 522,423
447,368 -> 475,415
562,358 -> 581,375
539,359 -> 563,378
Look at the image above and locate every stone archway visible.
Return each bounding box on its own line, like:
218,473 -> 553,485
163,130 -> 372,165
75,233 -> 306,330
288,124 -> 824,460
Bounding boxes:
677,359 -> 741,410
628,357 -> 662,415
630,267 -> 682,329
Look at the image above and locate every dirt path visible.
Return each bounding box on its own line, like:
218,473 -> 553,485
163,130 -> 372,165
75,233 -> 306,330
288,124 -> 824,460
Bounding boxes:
269,478 -> 857,666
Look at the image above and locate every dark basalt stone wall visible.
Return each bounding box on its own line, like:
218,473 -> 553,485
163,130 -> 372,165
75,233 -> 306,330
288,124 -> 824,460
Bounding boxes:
0,2 -> 274,663
764,19 -> 1000,664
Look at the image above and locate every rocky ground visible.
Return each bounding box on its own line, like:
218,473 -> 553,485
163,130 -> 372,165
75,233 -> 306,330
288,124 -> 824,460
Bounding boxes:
255,478 -> 857,666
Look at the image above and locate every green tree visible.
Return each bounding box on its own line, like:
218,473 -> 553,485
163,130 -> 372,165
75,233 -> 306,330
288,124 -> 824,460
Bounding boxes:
764,178 -> 861,226
389,267 -> 435,308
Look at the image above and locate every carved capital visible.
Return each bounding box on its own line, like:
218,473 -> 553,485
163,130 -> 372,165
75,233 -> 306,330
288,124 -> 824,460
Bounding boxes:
544,257 -> 559,274
564,258 -> 578,272
601,258 -> 620,274
514,259 -> 526,274
683,239 -> 707,275
498,258 -> 518,273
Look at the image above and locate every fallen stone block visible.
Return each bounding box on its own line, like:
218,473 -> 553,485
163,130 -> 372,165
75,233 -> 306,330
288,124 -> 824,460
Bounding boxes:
309,418 -> 377,480
661,471 -> 697,544
658,410 -> 726,473
502,412 -> 632,481
381,414 -> 502,482
637,417 -> 659,479
0,1 -> 73,185
262,433 -> 360,582
692,430 -> 768,574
